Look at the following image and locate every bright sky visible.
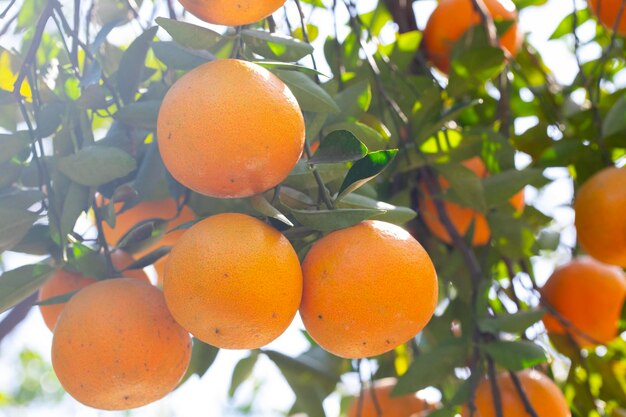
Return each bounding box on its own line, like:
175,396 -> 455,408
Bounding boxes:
0,0 -> 589,416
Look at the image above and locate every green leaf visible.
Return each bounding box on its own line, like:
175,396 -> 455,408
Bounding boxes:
251,195 -> 293,227
155,17 -> 223,49
393,340 -> 469,395
274,70 -> 340,113
481,340 -> 547,371
242,29 -> 314,62
114,100 -> 161,129
254,61 -> 326,77
124,246 -> 172,270
180,338 -> 219,384
482,169 -> 547,207
59,182 -> 90,241
603,94 -> 626,141
478,309 -> 545,334
116,26 -> 158,104
436,163 -> 486,212
337,193 -> 417,225
0,208 -> 39,253
284,161 -> 348,190
327,82 -> 372,124
0,132 -> 29,164
337,150 -> 397,201
36,290 -> 78,306
0,262 -> 54,313
549,9 -> 591,40
289,208 -> 385,232
323,121 -> 387,151
229,352 -> 259,397
57,146 -> 137,186
152,42 -> 211,70
117,218 -> 169,253
308,130 -> 368,164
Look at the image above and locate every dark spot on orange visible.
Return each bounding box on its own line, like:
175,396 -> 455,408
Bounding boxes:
317,314 -> 323,320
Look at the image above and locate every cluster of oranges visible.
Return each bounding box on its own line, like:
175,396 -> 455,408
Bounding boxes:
38,0 -> 441,411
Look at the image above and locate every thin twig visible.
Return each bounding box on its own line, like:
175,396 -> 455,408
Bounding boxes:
509,371 -> 539,417
487,356 -> 504,417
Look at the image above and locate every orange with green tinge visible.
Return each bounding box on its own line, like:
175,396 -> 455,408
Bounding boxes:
574,166 -> 626,267
163,213 -> 302,349
177,0 -> 285,26
300,220 -> 438,359
419,157 -> 524,246
541,256 -> 626,347
38,250 -> 149,331
423,0 -> 522,73
346,377 -> 435,417
52,278 -> 192,410
463,369 -> 570,417
157,59 -> 305,199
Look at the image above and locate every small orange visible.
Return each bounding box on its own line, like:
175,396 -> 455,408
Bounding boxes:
574,166 -> 626,267
163,213 -> 302,349
347,378 -> 435,417
157,59 -> 305,198
178,0 -> 285,26
589,0 -> 626,35
300,220 -> 438,359
541,256 -> 626,347
419,157 -> 524,246
423,0 -> 522,73
38,250 -> 149,331
464,369 -> 570,417
52,278 -> 192,410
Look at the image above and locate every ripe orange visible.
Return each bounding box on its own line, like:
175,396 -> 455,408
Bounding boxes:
419,157 -> 524,246
38,250 -> 149,331
346,378 -> 435,417
589,0 -> 626,35
423,0 -> 522,73
163,213 -> 302,349
101,197 -> 196,251
464,369 -> 570,417
157,59 -> 305,198
178,0 -> 285,26
52,278 -> 191,410
300,220 -> 438,359
574,166 -> 626,267
541,256 -> 626,347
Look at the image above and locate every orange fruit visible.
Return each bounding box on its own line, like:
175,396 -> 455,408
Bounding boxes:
38,250 -> 149,331
346,377 -> 435,417
52,278 -> 191,410
423,0 -> 522,73
419,157 -> 524,246
464,369 -> 570,417
574,166 -> 626,267
163,213 -> 302,349
157,59 -> 305,198
300,220 -> 438,359
101,197 -> 195,251
178,0 -> 285,26
589,0 -> 626,35
541,256 -> 626,347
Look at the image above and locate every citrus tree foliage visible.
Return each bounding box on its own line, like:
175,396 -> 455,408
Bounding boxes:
1,0 -> 626,416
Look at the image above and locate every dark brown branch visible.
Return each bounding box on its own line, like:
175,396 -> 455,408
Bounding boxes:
487,356 -> 504,417
382,0 -> 417,33
0,293 -> 37,345
509,371 -> 539,417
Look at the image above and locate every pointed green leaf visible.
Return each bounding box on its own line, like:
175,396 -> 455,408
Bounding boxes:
274,70 -> 340,113
337,150 -> 398,200
481,340 -> 547,371
289,208 -> 385,232
478,309 -> 546,334
308,130 -> 368,164
156,17 -> 223,49
117,26 -> 158,104
0,262 -> 54,313
57,146 -> 137,186
242,29 -> 314,61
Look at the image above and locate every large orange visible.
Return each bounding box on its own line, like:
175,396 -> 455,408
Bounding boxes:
347,378 -> 435,417
163,213 -> 302,349
541,256 -> 626,347
419,157 -> 524,246
423,0 -> 522,73
300,220 -> 438,359
157,59 -> 305,198
38,250 -> 149,331
178,0 -> 285,26
464,369 -> 570,417
52,278 -> 192,410
588,0 -> 626,35
574,166 -> 626,267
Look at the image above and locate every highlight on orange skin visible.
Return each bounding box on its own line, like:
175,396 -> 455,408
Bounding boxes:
541,256 -> 626,347
419,157 -> 524,246
177,0 -> 286,26
38,250 -> 150,331
423,0 -> 522,73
